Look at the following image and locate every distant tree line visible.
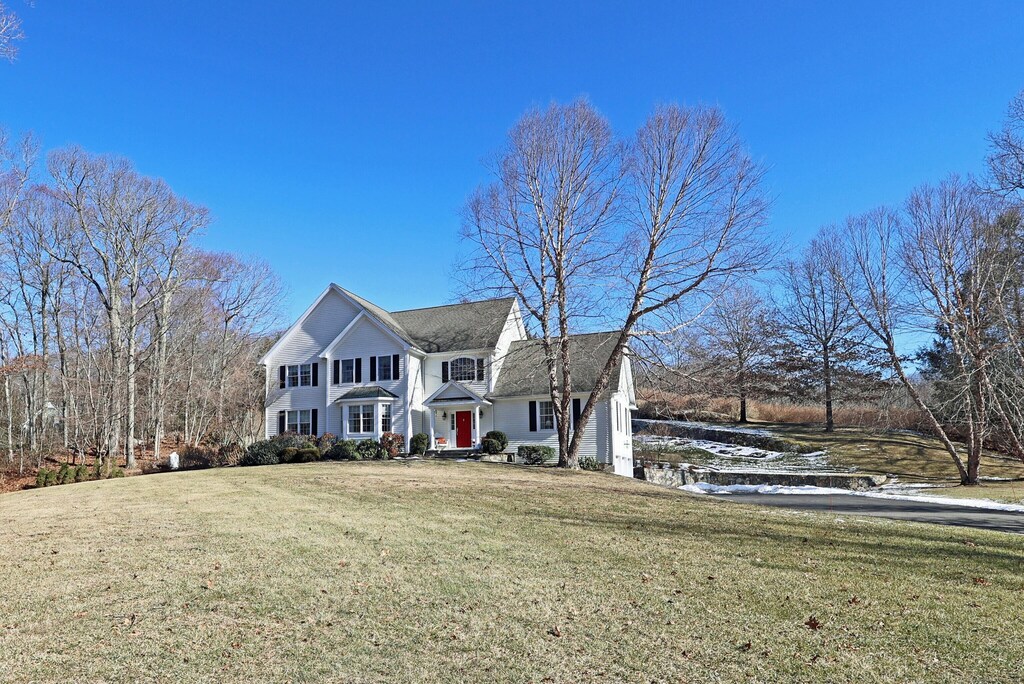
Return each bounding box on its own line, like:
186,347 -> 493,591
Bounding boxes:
640,91 -> 1024,485
0,133 -> 283,473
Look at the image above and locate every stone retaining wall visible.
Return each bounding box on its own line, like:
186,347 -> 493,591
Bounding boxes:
640,464 -> 886,491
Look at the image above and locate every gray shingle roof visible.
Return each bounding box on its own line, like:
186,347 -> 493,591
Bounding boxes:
489,332 -> 626,398
390,298 -> 516,353
335,386 -> 399,401
337,287 -> 417,347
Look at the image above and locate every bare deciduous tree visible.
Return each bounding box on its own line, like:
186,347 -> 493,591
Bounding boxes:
698,286 -> 775,423
464,100 -> 771,468
778,235 -> 866,432
988,90 -> 1024,196
0,2 -> 25,62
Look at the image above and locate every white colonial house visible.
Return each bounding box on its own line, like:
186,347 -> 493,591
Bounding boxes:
260,284 -> 636,475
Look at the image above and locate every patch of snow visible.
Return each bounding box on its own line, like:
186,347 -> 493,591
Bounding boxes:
681,482 -> 850,496
680,482 -> 1024,512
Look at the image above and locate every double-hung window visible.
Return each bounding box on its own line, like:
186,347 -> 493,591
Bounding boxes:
381,404 -> 392,433
341,359 -> 355,383
287,363 -> 313,388
286,409 -> 312,435
349,405 -> 374,434
378,356 -> 393,381
538,401 -> 555,430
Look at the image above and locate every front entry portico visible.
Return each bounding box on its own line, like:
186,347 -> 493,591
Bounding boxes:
424,381 -> 492,451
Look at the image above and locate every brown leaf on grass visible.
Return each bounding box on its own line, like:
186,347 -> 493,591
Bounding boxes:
548,625 -> 562,638
805,616 -> 822,630
848,596 -> 861,606
739,641 -> 752,651
973,577 -> 990,586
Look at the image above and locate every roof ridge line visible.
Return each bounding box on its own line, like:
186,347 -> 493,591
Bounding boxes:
389,296 -> 516,315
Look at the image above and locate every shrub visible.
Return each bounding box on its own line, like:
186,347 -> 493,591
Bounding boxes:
241,439 -> 281,467
356,439 -> 384,460
36,468 -> 53,488
57,463 -> 73,485
579,456 -> 602,471
215,443 -> 242,467
379,432 -> 403,458
481,438 -> 501,455
324,440 -> 358,461
74,464 -> 90,482
179,444 -> 220,469
518,444 -> 555,465
110,466 -> 125,478
317,432 -> 338,455
483,430 -> 508,452
292,447 -> 320,463
278,447 -> 299,464
271,432 -> 306,449
410,432 -> 429,456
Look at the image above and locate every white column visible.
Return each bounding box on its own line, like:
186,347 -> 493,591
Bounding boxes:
428,408 -> 436,450
474,405 -> 481,447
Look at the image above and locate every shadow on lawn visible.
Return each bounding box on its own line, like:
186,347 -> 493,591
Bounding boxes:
520,495 -> 1024,576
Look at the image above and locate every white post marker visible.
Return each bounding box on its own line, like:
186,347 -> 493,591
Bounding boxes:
168,451 -> 180,470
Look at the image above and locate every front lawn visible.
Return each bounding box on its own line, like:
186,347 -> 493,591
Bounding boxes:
1,461 -> 1022,682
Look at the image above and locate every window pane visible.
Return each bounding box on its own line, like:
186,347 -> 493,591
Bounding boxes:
299,364 -> 311,386
362,405 -> 374,433
378,356 -> 392,381
381,404 -> 392,433
287,409 -> 298,433
287,365 -> 299,387
451,357 -> 475,382
349,406 -> 361,433
539,401 -> 554,430
342,359 -> 354,383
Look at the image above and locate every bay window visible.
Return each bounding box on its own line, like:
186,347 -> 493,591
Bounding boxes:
349,404 -> 374,434
381,404 -> 392,433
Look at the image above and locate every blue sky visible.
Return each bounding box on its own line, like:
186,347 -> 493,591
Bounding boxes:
2,1 -> 1022,322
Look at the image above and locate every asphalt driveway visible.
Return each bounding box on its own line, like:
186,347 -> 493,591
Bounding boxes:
708,492 -> 1024,535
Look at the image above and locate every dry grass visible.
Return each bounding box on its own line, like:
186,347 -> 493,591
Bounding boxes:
2,461 -> 1024,683
637,391 -> 927,432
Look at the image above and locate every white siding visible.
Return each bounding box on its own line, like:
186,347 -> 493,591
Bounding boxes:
325,316 -> 408,440
608,391 -> 634,476
264,289 -> 361,438
489,301 -> 527,392
492,395 -> 606,461
422,352 -> 491,398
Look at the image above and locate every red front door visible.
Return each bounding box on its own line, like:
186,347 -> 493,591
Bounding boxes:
455,411 -> 473,448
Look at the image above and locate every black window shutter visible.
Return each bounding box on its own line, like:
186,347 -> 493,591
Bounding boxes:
442,361 -> 449,383
369,356 -> 377,381
333,359 -> 340,384
572,398 -> 581,427
277,411 -> 285,434
392,354 -> 400,380
312,363 -> 319,386
355,358 -> 362,383
279,365 -> 286,388
476,358 -> 484,381
528,400 -> 537,432
311,409 -> 318,436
